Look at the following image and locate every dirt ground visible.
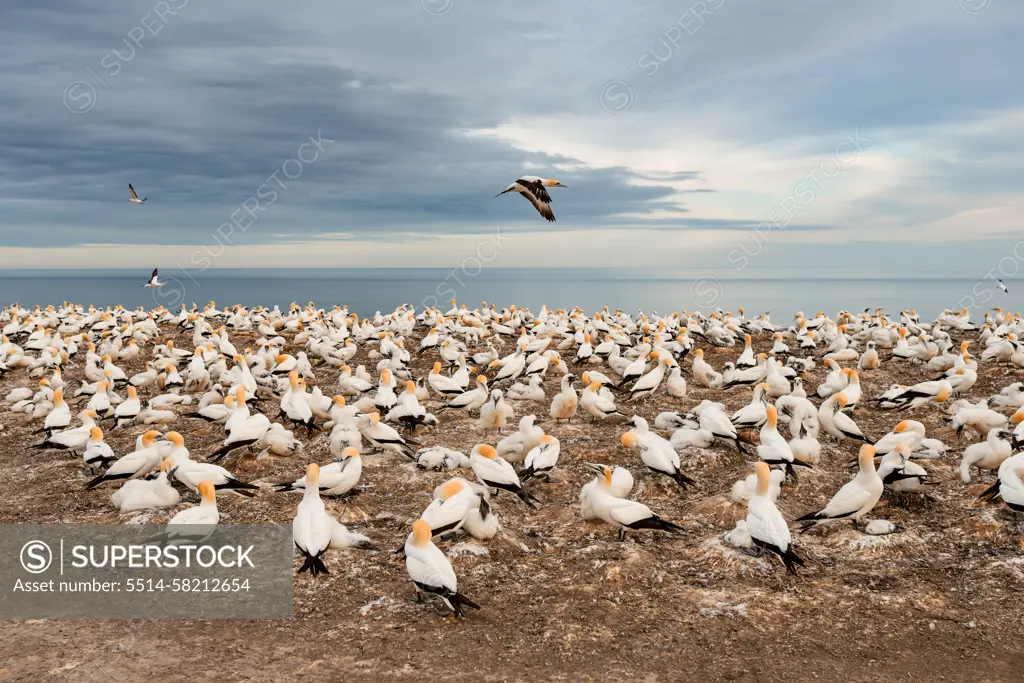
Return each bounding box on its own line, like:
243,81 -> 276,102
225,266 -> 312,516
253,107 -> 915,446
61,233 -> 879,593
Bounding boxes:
1,315 -> 1023,682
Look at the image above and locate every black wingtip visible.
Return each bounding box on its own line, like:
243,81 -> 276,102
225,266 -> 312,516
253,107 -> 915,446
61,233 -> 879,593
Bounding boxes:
84,473 -> 106,490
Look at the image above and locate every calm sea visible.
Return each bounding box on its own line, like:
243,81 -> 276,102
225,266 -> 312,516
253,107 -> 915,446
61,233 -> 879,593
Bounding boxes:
0,269 -> 1008,319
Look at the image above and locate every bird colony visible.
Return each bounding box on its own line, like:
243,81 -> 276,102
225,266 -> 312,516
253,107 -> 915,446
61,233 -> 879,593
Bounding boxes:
1,301 -> 1022,620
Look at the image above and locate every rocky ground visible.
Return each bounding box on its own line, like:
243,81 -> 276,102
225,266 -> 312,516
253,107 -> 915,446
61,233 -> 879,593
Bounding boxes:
1,319 -> 1023,682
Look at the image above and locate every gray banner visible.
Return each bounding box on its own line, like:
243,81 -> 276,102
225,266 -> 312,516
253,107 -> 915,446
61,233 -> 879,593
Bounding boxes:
0,525 -> 293,619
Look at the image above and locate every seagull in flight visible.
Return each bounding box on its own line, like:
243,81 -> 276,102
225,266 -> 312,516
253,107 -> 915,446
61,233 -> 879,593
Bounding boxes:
495,176 -> 565,222
999,279 -> 1009,294
127,184 -> 147,204
143,268 -> 166,288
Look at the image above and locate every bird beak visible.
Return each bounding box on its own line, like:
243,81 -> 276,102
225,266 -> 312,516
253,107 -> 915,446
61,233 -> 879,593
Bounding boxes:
583,462 -> 606,474
555,182 -> 567,188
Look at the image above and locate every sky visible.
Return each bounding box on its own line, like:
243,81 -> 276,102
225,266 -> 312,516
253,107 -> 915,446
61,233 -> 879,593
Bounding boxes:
1,0 -> 1022,278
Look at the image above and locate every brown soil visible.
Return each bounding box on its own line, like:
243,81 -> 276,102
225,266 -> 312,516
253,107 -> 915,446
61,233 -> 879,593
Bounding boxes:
1,321 -> 1023,682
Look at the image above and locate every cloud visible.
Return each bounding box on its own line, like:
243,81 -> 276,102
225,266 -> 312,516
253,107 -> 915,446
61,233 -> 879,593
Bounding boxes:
0,0 -> 1021,269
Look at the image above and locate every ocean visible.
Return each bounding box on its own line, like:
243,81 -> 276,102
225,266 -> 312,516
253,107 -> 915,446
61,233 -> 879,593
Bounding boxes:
0,269 -> 1008,319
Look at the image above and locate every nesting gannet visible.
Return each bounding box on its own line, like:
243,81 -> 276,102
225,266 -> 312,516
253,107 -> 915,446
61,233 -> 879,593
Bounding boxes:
697,400 -> 748,453
292,463 -> 333,576
580,463 -> 634,504
745,462 -> 804,574
415,446 -> 471,471
878,444 -> 934,493
730,464 -> 784,505
507,375 -> 546,402
495,176 -> 565,222
328,519 -> 374,549
82,426 -> 116,469
520,434 -> 561,482
469,443 -> 537,507
164,481 -> 219,540
358,411 -> 416,457
581,380 -> 625,420
143,268 -> 165,288
578,464 -> 683,541
110,457 -> 180,513
405,520 -> 481,618
665,365 -> 688,398
669,426 -> 715,451
496,414 -> 544,463
798,445 -> 883,532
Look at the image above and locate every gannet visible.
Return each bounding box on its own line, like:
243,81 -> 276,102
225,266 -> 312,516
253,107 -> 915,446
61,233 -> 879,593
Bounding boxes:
32,409 -> 99,452
164,432 -> 260,497
439,375 -> 489,413
82,426 -> 116,469
581,380 -> 625,420
548,374 -> 579,423
469,443 -> 537,507
578,464 -> 683,541
757,404 -> 805,478
415,446 -> 471,471
960,428 -> 1012,483
496,414 -> 544,463
494,176 -> 565,222
520,434 -> 561,482
730,464 -> 784,504
110,457 -> 180,512
163,480 -> 219,545
85,430 -> 166,489
478,389 -> 515,433
621,419 -> 695,488
798,445 -> 883,532
358,411 -> 415,457
405,520 -> 481,618
274,447 -> 361,496
746,462 -> 804,574
419,478 -> 483,537
878,444 -> 934,493
507,375 -> 545,402
143,268 -> 165,288
819,393 -> 869,442
292,463 -> 333,576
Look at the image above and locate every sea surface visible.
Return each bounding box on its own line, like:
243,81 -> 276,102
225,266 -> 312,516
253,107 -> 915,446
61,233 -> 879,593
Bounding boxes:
0,269 -> 1009,319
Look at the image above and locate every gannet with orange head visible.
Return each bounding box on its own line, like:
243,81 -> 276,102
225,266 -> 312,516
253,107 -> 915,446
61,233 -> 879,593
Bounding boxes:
292,463 -> 333,577
746,462 -> 804,574
579,464 -> 683,541
469,444 -> 537,508
797,444 -> 883,533
405,519 -> 481,618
